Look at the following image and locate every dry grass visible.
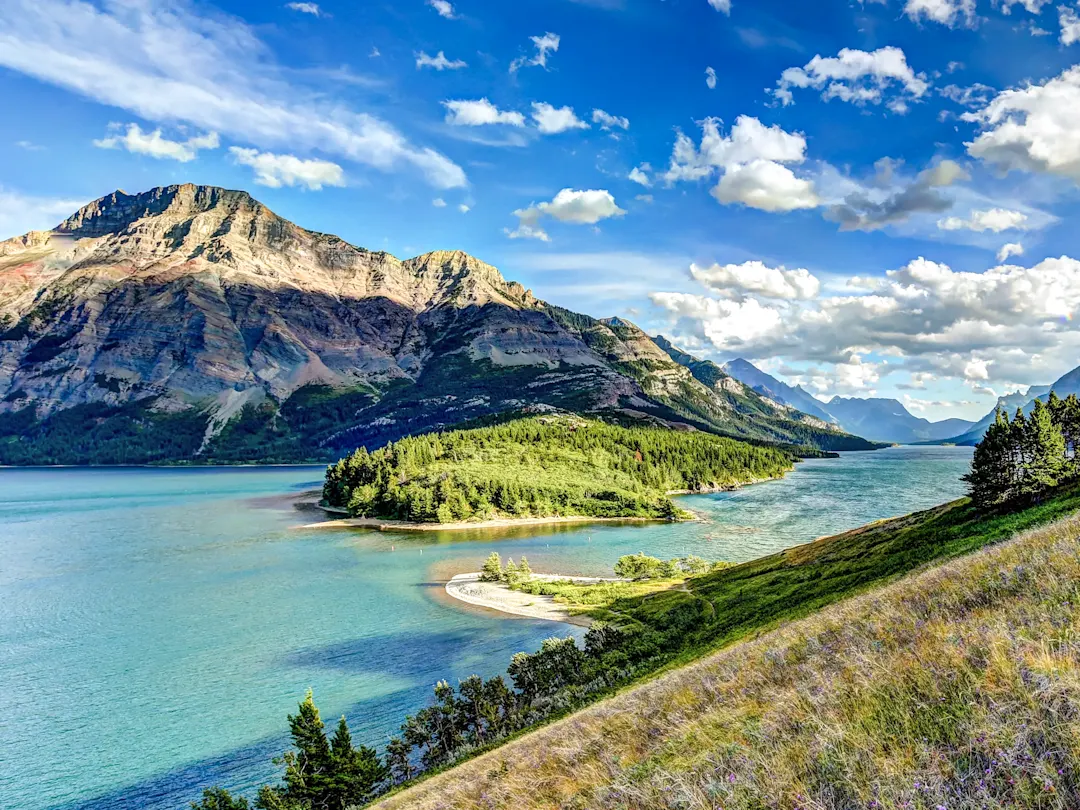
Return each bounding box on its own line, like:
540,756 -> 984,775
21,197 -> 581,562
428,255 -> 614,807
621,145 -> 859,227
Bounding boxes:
374,512 -> 1080,810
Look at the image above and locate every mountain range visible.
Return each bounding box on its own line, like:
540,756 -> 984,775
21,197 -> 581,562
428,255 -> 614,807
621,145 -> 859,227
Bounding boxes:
0,184 -> 878,464
719,360 -> 977,444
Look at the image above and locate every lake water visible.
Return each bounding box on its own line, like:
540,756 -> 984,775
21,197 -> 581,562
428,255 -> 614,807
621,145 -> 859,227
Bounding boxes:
0,445 -> 973,810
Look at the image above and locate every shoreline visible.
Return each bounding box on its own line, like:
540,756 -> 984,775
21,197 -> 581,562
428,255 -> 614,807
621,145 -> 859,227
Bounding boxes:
444,573 -> 622,626
298,513 -> 678,533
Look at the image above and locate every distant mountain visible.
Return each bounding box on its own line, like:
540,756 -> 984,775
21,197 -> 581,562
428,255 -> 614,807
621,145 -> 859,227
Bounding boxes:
719,358 -> 975,444
0,184 -> 879,464
720,358 -> 837,424
825,397 -> 975,445
942,371 -> 1080,445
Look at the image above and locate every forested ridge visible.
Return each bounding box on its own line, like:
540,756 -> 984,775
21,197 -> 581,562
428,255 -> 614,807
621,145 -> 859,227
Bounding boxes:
322,414 -> 795,522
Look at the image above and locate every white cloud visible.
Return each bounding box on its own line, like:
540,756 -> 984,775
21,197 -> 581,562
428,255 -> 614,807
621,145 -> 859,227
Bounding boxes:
999,0 -> 1051,13
713,160 -> 821,212
531,102 -> 589,134
651,254 -> 1080,390
707,0 -> 732,13
690,260 -> 821,300
93,123 -> 218,162
507,188 -> 626,241
628,164 -> 652,187
429,0 -> 455,18
0,0 -> 465,189
904,0 -> 976,27
1061,5 -> 1080,44
15,140 -> 43,151
0,188 -> 87,240
662,116 -> 820,213
416,51 -> 467,70
998,242 -> 1025,262
443,98 -> 526,126
937,207 -> 1030,232
963,66 -> 1080,182
228,147 -> 345,189
510,32 -> 560,72
705,66 -> 717,89
592,109 -> 629,130
285,2 -> 320,15
458,203 -> 470,213
772,46 -> 929,111
432,197 -> 447,207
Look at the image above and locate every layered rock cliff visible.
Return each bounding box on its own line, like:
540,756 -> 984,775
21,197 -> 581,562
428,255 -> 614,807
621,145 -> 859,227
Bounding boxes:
0,184 -> 875,463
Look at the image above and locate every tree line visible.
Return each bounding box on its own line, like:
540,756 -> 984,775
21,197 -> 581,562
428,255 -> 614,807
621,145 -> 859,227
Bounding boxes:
193,550 -> 722,809
965,392 -> 1080,509
322,415 -> 794,524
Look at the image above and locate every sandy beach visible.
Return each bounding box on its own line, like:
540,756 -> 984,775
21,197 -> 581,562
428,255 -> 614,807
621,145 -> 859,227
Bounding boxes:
444,573 -> 624,626
298,513 -> 673,532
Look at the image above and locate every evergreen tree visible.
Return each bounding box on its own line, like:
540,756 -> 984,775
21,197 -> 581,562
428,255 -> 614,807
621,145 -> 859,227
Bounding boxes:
480,552 -> 503,582
517,556 -> 533,582
964,409 -> 1014,509
504,558 -> 521,586
1023,398 -> 1067,498
192,788 -> 251,810
385,737 -> 413,784
326,715 -> 387,809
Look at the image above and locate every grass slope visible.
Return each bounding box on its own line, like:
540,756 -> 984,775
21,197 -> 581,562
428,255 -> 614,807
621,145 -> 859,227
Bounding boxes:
374,484 -> 1080,809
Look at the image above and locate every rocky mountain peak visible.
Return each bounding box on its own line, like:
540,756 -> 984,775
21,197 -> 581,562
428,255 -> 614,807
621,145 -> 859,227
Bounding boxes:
55,184 -> 267,240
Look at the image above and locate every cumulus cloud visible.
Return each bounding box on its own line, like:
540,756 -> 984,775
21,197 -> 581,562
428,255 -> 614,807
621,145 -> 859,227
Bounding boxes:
1061,5 -> 1080,44
531,103 -> 589,134
592,109 -> 629,130
510,32 -> 560,72
432,197 -> 447,207
443,98 -> 525,126
999,0 -> 1051,13
690,260 -> 821,300
826,159 -> 969,231
963,65 -> 1080,181
904,0 -> 976,27
707,0 -> 732,13
937,207 -> 1029,232
285,2 -> 320,15
416,51 -> 467,70
429,0 -> 455,18
628,164 -> 652,187
507,189 -> 625,241
662,116 -> 820,212
772,46 -> 929,112
651,253 -> 1080,391
998,242 -> 1025,262
458,203 -> 470,213
0,0 -> 466,189
705,66 -> 717,89
229,147 -> 345,189
93,123 -> 218,162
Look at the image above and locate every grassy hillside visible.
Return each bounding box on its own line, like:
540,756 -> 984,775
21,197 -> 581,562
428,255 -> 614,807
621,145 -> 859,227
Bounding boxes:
373,483 -> 1080,809
323,414 -> 796,522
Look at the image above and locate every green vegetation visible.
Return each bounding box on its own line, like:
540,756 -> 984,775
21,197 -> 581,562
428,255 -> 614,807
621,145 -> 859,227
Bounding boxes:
965,391 -> 1080,509
322,415 -> 795,523
384,506 -> 1080,810
201,471 -> 1080,808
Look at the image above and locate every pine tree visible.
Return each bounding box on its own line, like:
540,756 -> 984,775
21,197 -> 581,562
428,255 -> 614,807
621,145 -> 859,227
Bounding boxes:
1024,398 -> 1066,498
385,737 -> 413,784
191,788 -> 250,810
964,409 -> 1013,509
504,558 -> 521,586
517,556 -> 533,582
326,715 -> 388,809
257,690 -> 331,810
480,552 -> 503,582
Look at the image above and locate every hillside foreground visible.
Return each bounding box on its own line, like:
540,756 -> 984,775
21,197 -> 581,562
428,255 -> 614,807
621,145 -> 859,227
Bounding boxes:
375,490 -> 1080,809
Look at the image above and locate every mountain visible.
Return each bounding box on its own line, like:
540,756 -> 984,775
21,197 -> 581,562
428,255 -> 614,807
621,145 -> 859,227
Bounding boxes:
0,184 -> 878,464
720,357 -> 837,424
719,357 -> 975,444
825,397 -> 975,445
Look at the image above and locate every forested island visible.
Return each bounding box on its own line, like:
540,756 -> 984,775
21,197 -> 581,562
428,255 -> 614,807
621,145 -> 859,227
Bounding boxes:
321,414 -> 797,524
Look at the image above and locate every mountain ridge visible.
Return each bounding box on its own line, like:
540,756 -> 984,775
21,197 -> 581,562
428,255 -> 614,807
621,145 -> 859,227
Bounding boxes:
0,184 -> 876,464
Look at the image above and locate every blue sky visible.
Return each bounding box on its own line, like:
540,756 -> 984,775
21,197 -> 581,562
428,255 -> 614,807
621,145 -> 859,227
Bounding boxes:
2,0 -> 1080,421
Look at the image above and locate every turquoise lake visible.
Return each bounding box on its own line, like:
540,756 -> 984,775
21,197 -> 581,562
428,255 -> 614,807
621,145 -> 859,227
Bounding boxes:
0,445 -> 973,809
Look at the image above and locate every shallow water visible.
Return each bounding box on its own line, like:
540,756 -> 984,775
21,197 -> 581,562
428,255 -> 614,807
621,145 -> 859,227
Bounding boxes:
0,445 -> 972,809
